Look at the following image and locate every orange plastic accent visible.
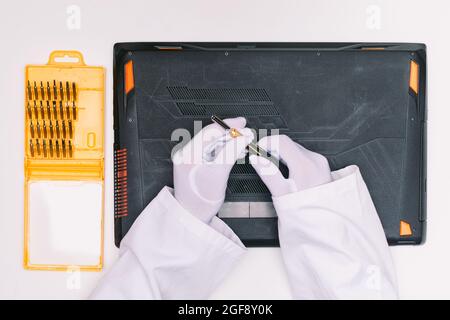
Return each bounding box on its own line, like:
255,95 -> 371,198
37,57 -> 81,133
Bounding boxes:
409,60 -> 419,94
400,220 -> 413,237
124,60 -> 134,94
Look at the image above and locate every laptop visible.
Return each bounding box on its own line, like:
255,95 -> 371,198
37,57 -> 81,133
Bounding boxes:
113,42 -> 426,246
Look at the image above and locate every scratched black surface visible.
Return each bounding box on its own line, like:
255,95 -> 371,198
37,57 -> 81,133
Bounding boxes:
114,48 -> 426,246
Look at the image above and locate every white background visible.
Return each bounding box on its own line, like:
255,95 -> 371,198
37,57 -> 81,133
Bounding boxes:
0,0 -> 449,299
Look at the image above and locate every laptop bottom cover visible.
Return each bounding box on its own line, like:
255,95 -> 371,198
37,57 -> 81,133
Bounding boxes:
113,43 -> 426,246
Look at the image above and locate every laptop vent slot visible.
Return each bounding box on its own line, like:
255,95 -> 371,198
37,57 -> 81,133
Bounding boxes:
230,163 -> 258,175
167,87 -> 279,116
227,177 -> 270,195
167,87 -> 272,101
230,162 -> 288,178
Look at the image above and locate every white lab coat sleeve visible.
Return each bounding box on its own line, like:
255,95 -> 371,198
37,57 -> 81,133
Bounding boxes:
273,165 -> 398,300
90,187 -> 246,300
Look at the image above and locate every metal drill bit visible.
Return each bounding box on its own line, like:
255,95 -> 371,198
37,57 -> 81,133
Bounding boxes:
52,101 -> 57,119
43,140 -> 47,157
62,121 -> 66,138
33,101 -> 38,119
36,139 -> 40,156
30,139 -> 34,157
53,80 -> 57,100
27,81 -> 32,100
27,101 -> 32,119
49,139 -> 54,157
59,81 -> 64,100
68,120 -> 73,138
30,121 -> 34,138
66,81 -> 70,101
49,120 -> 54,138
40,101 -> 44,119
47,81 -> 51,100
40,81 -> 44,100
56,120 -> 60,138
72,82 -> 76,102
68,140 -> 73,157
43,120 -> 47,138
56,140 -> 60,157
62,140 -> 66,157
72,101 -> 77,120
33,81 -> 38,100
66,101 -> 70,119
46,101 -> 51,118
59,100 -> 64,119
36,121 -> 41,138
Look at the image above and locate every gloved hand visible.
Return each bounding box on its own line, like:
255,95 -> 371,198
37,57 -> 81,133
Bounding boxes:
249,135 -> 332,196
249,136 -> 398,300
172,117 -> 254,223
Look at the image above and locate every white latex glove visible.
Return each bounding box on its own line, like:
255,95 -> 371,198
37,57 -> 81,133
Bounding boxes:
172,117 -> 254,223
250,135 -> 398,299
249,135 -> 332,196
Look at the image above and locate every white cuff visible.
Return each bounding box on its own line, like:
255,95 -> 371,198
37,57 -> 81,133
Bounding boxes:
156,187 -> 247,254
272,165 -> 361,213
118,187 -> 247,299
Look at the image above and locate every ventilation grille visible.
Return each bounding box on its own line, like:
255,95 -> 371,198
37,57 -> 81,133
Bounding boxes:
227,177 -> 270,195
167,86 -> 279,116
231,163 -> 257,175
114,148 -> 128,218
231,161 -> 288,177
167,87 -> 272,101
229,159 -> 288,196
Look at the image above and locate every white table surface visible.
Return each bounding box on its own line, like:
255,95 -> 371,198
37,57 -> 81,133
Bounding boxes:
1,0 -> 449,299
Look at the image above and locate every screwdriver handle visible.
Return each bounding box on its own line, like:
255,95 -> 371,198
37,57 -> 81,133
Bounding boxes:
210,115 -> 289,177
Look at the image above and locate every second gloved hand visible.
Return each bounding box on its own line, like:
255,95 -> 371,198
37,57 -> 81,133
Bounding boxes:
249,135 -> 332,196
249,136 -> 398,300
172,117 -> 254,224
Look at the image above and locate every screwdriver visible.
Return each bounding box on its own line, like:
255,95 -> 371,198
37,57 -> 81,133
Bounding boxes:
211,115 -> 263,157
210,115 -> 288,177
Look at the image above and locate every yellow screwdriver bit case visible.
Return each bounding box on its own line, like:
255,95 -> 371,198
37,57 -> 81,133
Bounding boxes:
24,51 -> 104,271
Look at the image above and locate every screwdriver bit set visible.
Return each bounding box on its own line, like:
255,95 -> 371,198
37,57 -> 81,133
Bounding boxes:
26,80 -> 77,158
24,51 -> 105,272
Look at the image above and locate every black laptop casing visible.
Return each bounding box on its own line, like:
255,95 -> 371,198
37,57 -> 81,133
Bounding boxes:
113,43 -> 427,247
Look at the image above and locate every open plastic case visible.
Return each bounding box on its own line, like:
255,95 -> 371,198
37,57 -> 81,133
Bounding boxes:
24,51 -> 104,271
